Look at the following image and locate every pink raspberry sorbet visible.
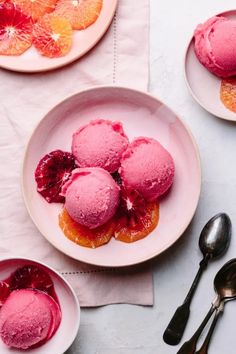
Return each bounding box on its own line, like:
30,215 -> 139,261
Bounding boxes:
194,16 -> 236,78
61,167 -> 120,229
120,137 -> 175,201
72,119 -> 129,173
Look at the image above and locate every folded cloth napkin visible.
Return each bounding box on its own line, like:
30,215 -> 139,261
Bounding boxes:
0,0 -> 152,307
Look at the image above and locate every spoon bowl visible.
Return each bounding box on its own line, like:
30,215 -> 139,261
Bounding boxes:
214,259 -> 236,300
199,213 -> 231,259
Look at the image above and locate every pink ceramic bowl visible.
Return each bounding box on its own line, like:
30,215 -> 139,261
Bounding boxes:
0,258 -> 80,354
22,86 -> 201,267
184,10 -> 236,121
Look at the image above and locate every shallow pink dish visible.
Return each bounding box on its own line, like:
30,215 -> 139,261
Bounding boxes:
184,10 -> 236,121
22,86 -> 201,267
0,0 -> 118,73
0,258 -> 80,354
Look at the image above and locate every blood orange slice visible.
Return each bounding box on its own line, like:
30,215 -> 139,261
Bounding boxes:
9,265 -> 54,296
59,208 -> 115,248
13,0 -> 58,22
220,78 -> 236,113
114,189 -> 159,243
55,0 -> 103,30
0,282 -> 10,306
0,2 -> 33,55
35,150 -> 77,203
33,13 -> 73,58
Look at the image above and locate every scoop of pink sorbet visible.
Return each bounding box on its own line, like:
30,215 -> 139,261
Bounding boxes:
120,137 -> 175,201
0,289 -> 61,350
61,167 -> 120,229
194,16 -> 236,78
72,119 -> 129,173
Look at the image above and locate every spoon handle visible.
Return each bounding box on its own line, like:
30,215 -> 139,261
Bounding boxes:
163,257 -> 209,345
195,303 -> 224,354
176,304 -> 215,354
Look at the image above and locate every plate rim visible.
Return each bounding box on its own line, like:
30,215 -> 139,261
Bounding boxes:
0,0 -> 118,73
184,9 -> 236,122
21,85 -> 202,267
0,257 -> 80,354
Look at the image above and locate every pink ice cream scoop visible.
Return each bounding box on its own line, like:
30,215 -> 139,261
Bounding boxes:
0,289 -> 61,350
120,137 -> 175,201
72,119 -> 129,173
194,16 -> 236,78
61,167 -> 120,229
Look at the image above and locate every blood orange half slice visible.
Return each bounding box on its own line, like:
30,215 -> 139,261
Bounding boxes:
0,2 -> 33,55
9,265 -> 54,296
0,282 -> 10,306
35,150 -> 77,203
13,0 -> 58,22
114,189 -> 160,243
33,13 -> 73,58
220,78 -> 236,113
59,208 -> 115,248
55,0 -> 103,30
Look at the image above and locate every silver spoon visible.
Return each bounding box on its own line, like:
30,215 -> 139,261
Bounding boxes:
163,213 -> 231,345
194,302 -> 224,354
177,258 -> 236,354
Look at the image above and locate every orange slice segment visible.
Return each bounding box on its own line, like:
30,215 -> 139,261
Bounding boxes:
0,2 -> 33,55
59,208 -> 115,248
12,0 -> 58,21
220,78 -> 236,113
114,201 -> 160,243
33,14 -> 72,58
55,0 -> 103,30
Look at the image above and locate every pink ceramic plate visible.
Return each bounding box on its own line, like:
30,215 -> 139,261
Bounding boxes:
0,258 -> 80,354
185,10 -> 236,121
22,86 -> 201,267
0,0 -> 118,73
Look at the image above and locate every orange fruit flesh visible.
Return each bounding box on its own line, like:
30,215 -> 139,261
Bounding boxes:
13,0 -> 58,21
220,78 -> 236,113
59,201 -> 159,248
33,14 -> 72,58
114,201 -> 160,243
55,0 -> 103,30
0,2 -> 33,55
59,208 -> 115,248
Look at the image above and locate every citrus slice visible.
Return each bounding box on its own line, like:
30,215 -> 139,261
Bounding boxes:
35,150 -> 77,203
33,13 -> 73,58
220,78 -> 236,113
114,189 -> 160,243
59,208 -> 115,248
55,0 -> 103,30
0,2 -> 33,55
13,0 -> 58,21
0,282 -> 10,306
